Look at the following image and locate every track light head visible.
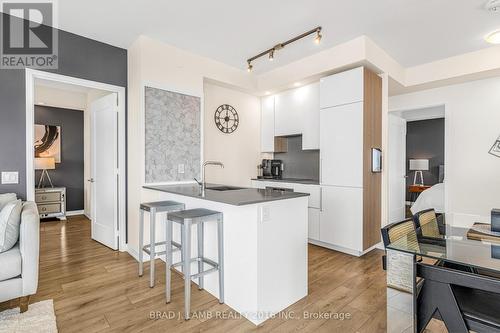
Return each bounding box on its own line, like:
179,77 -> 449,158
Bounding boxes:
314,28 -> 322,44
269,49 -> 275,61
247,61 -> 253,72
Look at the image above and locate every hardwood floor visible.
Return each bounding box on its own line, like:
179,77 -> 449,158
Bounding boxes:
0,215 -> 446,332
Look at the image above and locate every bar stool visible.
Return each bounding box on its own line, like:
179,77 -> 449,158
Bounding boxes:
165,208 -> 224,320
139,201 -> 185,287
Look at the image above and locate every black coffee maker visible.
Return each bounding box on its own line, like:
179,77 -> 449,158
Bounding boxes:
271,159 -> 283,179
258,159 -> 273,179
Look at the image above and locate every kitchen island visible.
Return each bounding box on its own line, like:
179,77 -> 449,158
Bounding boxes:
142,183 -> 309,325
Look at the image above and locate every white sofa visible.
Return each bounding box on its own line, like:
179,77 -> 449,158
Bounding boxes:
0,201 -> 39,312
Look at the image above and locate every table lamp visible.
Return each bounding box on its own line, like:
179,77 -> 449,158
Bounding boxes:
35,157 -> 55,188
409,159 -> 429,186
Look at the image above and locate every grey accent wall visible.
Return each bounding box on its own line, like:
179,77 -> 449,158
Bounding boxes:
406,118 -> 445,201
274,135 -> 320,180
35,105 -> 84,211
0,13 -> 127,200
145,87 -> 201,183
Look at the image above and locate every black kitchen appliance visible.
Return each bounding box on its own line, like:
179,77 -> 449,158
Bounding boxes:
271,159 -> 283,179
258,159 -> 273,179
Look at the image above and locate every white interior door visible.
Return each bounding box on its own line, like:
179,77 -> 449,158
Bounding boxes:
388,114 -> 407,224
90,93 -> 118,250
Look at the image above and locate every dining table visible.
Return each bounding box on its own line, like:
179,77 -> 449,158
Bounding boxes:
385,216 -> 500,333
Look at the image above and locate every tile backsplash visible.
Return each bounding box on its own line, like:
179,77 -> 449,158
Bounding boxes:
145,87 -> 201,183
274,135 -> 319,180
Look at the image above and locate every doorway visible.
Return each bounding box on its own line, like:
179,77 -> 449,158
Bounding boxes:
25,69 -> 126,251
388,105 -> 447,222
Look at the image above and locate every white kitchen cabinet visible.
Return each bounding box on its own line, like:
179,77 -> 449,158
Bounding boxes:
320,102 -> 363,187
299,82 -> 320,150
274,90 -> 301,137
320,67 -> 364,109
308,208 -> 320,241
293,183 -> 320,209
319,185 -> 363,252
274,83 -> 320,150
261,96 -> 275,152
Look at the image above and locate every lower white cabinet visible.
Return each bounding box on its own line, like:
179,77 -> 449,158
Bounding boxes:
319,185 -> 363,253
308,208 -> 320,241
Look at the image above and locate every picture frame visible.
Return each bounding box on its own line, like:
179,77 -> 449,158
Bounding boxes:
489,135 -> 500,158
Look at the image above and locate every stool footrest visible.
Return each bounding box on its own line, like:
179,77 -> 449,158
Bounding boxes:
170,257 -> 219,279
142,240 -> 181,256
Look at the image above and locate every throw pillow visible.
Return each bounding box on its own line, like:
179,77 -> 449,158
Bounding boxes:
0,199 -> 22,253
0,193 -> 17,211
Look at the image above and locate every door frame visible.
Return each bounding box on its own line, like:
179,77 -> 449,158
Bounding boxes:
25,69 -> 127,251
387,113 -> 407,223
386,104 -> 450,218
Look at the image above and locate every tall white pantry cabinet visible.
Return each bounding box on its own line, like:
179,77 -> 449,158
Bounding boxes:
318,67 -> 382,256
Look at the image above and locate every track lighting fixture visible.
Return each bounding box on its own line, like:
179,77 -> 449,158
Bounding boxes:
314,28 -> 322,44
246,26 -> 322,71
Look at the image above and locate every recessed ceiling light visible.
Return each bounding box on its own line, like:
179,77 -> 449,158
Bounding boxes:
485,30 -> 500,44
293,82 -> 301,87
38,102 -> 45,105
265,91 -> 271,95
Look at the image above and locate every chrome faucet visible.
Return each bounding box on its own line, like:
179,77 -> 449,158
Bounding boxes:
194,161 -> 224,190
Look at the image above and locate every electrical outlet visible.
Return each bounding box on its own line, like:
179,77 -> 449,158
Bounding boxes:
261,206 -> 271,222
178,164 -> 185,174
1,172 -> 19,184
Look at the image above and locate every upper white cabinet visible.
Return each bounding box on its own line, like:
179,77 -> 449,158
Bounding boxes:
261,96 -> 275,153
300,82 -> 320,150
273,82 -> 320,150
274,89 -> 302,137
320,102 -> 364,187
320,67 -> 364,109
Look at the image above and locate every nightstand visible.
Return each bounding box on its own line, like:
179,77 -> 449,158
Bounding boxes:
408,184 -> 431,202
35,187 -> 66,220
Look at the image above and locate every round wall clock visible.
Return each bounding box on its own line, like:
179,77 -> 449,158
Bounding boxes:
214,104 -> 239,134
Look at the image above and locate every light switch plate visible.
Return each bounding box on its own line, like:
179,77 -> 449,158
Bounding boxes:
261,206 -> 271,222
1,172 -> 19,184
178,164 -> 185,174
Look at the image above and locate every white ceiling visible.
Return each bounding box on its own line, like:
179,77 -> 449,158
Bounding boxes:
56,0 -> 500,73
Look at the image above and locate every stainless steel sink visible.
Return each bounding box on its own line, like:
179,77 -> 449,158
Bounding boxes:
206,185 -> 245,191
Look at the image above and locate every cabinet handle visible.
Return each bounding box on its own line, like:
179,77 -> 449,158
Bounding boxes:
320,158 -> 323,183
320,187 -> 323,212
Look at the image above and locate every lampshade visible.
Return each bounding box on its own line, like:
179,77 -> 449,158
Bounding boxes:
409,159 -> 429,171
35,157 -> 55,170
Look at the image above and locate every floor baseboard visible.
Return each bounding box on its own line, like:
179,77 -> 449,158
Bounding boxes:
66,210 -> 85,216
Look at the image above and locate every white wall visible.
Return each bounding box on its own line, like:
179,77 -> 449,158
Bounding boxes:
203,83 -> 261,186
127,36 -> 257,254
389,76 -> 500,226
35,85 -> 87,110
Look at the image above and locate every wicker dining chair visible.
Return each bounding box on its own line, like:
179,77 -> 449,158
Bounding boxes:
413,208 -> 441,238
381,218 -> 420,270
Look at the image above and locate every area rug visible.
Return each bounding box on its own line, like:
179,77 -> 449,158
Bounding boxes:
0,299 -> 57,333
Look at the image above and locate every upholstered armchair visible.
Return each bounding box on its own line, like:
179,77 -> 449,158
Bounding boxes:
0,202 -> 40,312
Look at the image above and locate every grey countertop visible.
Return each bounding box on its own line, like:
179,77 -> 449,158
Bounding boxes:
143,183 -> 310,206
251,178 -> 320,185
